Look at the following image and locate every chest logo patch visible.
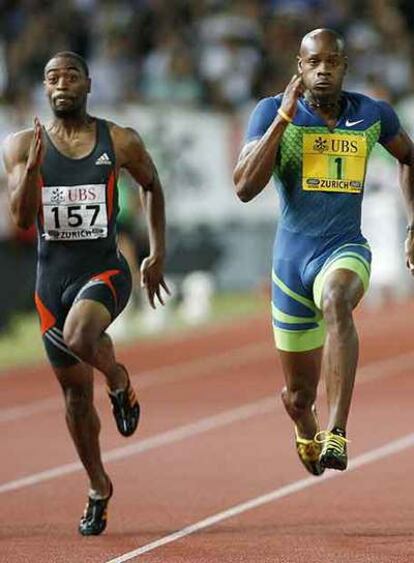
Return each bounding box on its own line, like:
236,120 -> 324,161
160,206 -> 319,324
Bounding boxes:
345,119 -> 364,127
95,152 -> 112,165
302,132 -> 367,194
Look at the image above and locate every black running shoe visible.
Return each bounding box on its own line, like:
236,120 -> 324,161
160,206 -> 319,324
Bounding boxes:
108,364 -> 140,437
79,481 -> 113,536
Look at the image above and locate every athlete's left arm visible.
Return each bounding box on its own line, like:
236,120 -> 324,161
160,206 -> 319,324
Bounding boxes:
383,128 -> 414,273
111,124 -> 170,308
376,99 -> 414,273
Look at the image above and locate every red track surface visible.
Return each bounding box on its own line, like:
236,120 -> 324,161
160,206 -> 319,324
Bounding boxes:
1,301 -> 414,562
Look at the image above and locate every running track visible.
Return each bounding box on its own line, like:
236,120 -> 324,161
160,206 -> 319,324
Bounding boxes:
1,300 -> 414,563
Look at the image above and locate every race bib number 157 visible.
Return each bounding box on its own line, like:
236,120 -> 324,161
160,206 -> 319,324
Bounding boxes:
302,132 -> 367,194
42,184 -> 108,241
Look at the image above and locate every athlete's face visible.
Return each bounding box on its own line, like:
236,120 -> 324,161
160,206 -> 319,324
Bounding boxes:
297,37 -> 347,100
44,57 -> 91,117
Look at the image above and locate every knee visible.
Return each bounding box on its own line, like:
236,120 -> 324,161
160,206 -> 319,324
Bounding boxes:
63,384 -> 92,417
282,386 -> 315,418
322,285 -> 353,330
64,323 -> 96,362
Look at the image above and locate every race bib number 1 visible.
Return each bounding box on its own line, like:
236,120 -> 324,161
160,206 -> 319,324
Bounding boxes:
42,184 -> 108,241
302,132 -> 367,194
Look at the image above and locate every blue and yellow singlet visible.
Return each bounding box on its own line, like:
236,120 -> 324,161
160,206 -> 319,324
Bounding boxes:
245,92 -> 400,351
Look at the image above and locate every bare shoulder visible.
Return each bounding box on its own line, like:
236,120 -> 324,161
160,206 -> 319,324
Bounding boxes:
107,120 -> 146,167
107,121 -> 143,147
3,128 -> 34,165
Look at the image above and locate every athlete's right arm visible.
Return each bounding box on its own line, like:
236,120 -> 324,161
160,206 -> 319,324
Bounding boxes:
2,118 -> 44,229
233,74 -> 304,202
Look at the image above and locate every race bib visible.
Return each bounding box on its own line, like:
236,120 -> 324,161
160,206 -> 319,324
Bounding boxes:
42,184 -> 108,241
302,132 -> 367,194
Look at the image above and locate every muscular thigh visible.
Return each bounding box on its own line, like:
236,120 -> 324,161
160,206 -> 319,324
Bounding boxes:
64,259 -> 132,322
35,257 -> 132,368
272,229 -> 373,352
272,229 -> 326,353
312,240 -> 371,310
35,275 -> 80,368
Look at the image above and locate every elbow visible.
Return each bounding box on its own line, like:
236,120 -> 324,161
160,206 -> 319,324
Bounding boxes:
236,188 -> 253,203
16,219 -> 33,230
235,181 -> 258,203
12,209 -> 34,230
233,173 -> 254,203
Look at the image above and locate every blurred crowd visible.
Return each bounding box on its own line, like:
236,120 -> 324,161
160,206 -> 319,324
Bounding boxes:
2,0 -> 414,331
1,0 -> 414,111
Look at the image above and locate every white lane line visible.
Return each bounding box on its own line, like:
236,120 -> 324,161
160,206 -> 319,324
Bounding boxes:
2,340 -> 414,425
106,432 -> 414,562
0,397 -> 275,495
0,305 -> 409,421
1,347 -> 412,494
0,301 -> 405,424
0,317 -> 267,383
0,342 -> 271,424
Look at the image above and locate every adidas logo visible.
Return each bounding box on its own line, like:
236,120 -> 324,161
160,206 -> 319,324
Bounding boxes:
95,152 -> 112,165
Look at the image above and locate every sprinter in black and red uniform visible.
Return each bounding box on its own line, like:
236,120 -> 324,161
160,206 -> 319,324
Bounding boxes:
3,52 -> 169,535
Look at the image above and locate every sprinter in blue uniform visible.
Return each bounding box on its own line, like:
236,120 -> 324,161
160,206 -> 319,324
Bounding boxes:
234,29 -> 414,475
3,52 -> 169,535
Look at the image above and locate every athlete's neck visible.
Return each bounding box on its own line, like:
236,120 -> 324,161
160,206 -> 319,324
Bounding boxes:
305,91 -> 342,116
49,112 -> 94,135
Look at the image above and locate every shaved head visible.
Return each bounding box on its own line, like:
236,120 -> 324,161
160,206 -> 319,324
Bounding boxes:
300,28 -> 345,57
297,28 -> 347,103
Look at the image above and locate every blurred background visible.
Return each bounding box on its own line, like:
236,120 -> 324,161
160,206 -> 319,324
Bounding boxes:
1,0 -> 414,364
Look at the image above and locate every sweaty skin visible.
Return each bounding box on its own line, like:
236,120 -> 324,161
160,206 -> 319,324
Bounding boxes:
233,28 -> 414,459
4,57 -> 169,307
3,54 -> 169,501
